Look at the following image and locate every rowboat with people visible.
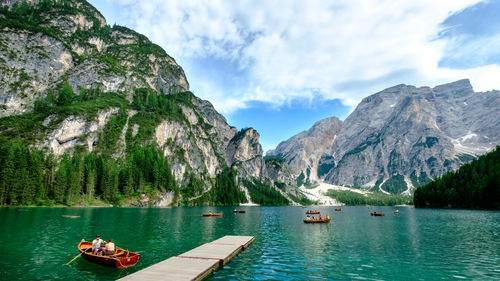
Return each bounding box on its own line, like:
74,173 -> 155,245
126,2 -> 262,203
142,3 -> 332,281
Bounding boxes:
306,210 -> 320,214
77,241 -> 140,268
370,212 -> 385,216
304,216 -> 331,223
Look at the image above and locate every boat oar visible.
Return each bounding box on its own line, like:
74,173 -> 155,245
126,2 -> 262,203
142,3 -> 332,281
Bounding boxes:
67,239 -> 86,265
67,252 -> 82,265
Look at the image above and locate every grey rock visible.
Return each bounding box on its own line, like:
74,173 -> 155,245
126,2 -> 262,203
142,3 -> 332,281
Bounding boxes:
269,79 -> 500,194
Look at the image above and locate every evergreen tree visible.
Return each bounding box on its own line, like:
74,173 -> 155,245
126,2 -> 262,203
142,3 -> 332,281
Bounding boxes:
414,146 -> 500,209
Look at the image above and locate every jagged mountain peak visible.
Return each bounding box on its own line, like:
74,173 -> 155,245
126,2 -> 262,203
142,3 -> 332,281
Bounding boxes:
272,79 -> 500,194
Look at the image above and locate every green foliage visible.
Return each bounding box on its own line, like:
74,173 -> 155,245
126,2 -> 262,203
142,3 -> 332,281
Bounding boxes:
0,139 -> 177,206
34,93 -> 56,114
100,107 -> 127,153
264,156 -> 285,167
344,135 -> 381,157
317,155 -> 335,178
413,136 -> 439,148
457,153 -> 475,163
243,179 -> 289,206
326,190 -> 412,206
56,82 -> 74,106
409,171 -> 431,188
211,167 -> 247,205
381,175 -> 407,194
0,138 -> 54,205
288,192 -> 316,206
296,172 -> 305,186
414,146 -> 500,209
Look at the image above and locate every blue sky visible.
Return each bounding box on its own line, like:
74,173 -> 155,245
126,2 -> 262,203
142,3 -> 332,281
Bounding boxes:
89,0 -> 500,152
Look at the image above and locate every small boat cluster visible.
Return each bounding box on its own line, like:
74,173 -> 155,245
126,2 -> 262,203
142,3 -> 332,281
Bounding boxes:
304,209 -> 331,223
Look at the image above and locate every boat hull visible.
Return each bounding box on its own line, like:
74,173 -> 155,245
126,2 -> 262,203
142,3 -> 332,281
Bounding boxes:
304,218 -> 331,223
78,241 -> 140,268
370,212 -> 385,216
202,213 -> 223,217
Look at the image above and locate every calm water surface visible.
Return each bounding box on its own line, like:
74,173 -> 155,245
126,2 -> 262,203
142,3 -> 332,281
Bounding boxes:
0,206 -> 499,280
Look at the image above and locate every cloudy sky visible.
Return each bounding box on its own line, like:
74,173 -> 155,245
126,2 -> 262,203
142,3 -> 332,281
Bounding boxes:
89,0 -> 500,151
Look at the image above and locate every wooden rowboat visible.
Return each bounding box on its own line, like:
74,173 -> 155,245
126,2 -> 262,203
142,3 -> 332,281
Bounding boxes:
394,210 -> 399,214
306,211 -> 320,214
304,217 -> 331,223
202,212 -> 223,217
233,210 -> 246,213
370,212 -> 385,216
78,241 -> 140,268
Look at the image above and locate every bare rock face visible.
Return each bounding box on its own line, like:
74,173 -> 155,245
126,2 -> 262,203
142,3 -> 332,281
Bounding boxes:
44,107 -> 119,155
267,117 -> 342,185
269,79 -> 500,194
226,128 -> 266,181
0,0 -> 189,117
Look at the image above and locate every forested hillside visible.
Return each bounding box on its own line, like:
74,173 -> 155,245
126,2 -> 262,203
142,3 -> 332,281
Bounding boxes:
0,0 -> 296,207
414,146 -> 500,209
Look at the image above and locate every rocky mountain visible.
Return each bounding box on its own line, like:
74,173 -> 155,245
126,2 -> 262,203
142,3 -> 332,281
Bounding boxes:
266,117 -> 342,186
0,0 -> 299,206
268,79 -> 500,194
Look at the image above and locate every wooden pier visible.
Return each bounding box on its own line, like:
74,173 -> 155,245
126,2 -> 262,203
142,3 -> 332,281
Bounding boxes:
118,235 -> 255,281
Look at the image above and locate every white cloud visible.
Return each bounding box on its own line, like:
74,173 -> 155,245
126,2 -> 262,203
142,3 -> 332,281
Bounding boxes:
100,0 -> 500,113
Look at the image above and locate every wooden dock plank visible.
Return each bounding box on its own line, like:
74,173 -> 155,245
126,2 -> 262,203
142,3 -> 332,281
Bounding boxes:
179,243 -> 241,263
210,235 -> 255,248
117,235 -> 254,281
118,257 -> 219,281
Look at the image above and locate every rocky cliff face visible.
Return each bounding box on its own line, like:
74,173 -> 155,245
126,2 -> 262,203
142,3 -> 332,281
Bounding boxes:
267,117 -> 342,185
0,0 -> 188,118
269,79 -> 500,194
0,0 -> 297,205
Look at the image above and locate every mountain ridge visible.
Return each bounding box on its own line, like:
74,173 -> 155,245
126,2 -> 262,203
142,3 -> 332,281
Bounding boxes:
0,0 -> 303,206
268,79 -> 500,194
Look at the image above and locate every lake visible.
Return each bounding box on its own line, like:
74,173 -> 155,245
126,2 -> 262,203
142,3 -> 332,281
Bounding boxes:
0,206 -> 499,280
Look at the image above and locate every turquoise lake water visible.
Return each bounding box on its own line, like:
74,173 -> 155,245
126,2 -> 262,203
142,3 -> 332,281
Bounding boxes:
0,206 -> 499,280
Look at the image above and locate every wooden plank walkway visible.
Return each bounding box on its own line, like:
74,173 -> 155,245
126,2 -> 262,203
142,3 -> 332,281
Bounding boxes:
118,235 -> 254,281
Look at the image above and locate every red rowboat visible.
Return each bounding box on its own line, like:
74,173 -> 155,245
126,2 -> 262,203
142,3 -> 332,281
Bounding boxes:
370,212 -> 385,216
306,211 -> 320,214
202,212 -> 223,217
335,208 -> 341,211
78,241 -> 140,268
304,217 -> 331,223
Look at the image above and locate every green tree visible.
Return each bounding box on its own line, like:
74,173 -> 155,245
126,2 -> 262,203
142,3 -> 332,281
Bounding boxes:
56,82 -> 74,106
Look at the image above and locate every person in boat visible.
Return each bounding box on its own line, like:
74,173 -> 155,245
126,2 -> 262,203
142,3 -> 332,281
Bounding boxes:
104,239 -> 115,256
319,215 -> 322,219
92,235 -> 106,255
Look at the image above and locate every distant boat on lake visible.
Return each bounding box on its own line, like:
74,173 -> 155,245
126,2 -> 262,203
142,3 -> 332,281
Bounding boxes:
304,216 -> 331,224
306,210 -> 320,214
202,212 -> 223,217
370,212 -> 385,216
